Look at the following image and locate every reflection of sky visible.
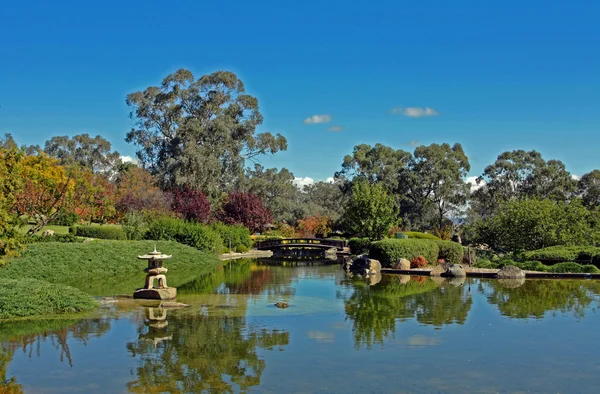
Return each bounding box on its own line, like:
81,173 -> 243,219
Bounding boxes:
4,270 -> 600,393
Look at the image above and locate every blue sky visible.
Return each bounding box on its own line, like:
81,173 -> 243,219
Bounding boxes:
1,0 -> 599,184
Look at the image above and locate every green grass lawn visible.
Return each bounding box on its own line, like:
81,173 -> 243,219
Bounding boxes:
1,240 -> 222,296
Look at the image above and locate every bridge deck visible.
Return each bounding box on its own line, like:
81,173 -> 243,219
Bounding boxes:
254,238 -> 348,251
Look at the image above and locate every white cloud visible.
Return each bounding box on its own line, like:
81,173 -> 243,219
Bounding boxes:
466,176 -> 485,192
571,174 -> 580,181
326,177 -> 334,183
121,155 -> 139,164
391,107 -> 440,118
304,114 -> 332,124
293,177 -> 315,189
328,125 -> 343,132
409,140 -> 420,147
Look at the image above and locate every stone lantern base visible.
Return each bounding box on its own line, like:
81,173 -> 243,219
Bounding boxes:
133,287 -> 177,300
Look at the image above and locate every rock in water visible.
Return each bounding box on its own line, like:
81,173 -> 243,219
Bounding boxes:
497,265 -> 525,279
343,255 -> 381,275
275,302 -> 289,309
443,264 -> 467,278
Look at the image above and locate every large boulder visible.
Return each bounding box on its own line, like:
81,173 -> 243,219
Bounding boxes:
343,255 -> 381,275
430,263 -> 448,277
497,265 -> 525,279
442,264 -> 466,278
393,258 -> 411,270
41,229 -> 55,237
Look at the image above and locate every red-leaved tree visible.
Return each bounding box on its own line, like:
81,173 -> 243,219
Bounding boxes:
171,185 -> 211,223
219,192 -> 272,233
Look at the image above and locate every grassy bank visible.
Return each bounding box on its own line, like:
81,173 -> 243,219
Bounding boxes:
0,278 -> 98,319
1,240 -> 222,296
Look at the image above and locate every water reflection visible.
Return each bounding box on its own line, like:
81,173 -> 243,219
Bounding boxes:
126,304 -> 289,393
3,262 -> 600,393
342,275 -> 472,349
481,279 -> 600,319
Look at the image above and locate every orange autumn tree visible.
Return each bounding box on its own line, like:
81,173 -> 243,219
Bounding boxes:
14,154 -> 89,234
296,215 -> 333,238
74,169 -> 117,224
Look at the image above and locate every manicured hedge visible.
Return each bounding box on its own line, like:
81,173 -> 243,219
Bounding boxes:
433,240 -> 464,264
211,223 -> 252,250
349,237 -> 372,255
523,246 -> 600,266
548,262 -> 600,274
71,226 -> 127,240
369,238 -> 439,267
145,218 -> 223,254
402,231 -> 441,240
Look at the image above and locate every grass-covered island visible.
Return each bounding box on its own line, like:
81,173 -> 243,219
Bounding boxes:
0,240 -> 221,319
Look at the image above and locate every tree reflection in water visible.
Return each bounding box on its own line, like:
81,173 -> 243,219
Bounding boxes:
0,316 -> 113,393
481,279 -> 600,319
126,305 -> 289,393
343,275 -> 472,349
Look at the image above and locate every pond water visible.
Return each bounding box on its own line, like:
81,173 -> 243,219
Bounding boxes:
3,260 -> 600,393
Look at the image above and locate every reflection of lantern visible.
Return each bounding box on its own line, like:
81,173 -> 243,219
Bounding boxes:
133,246 -> 177,299
139,306 -> 172,348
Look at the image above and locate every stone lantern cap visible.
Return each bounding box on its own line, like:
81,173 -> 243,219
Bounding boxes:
138,245 -> 172,261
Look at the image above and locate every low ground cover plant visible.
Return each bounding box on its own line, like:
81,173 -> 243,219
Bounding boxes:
474,259 -> 600,273
0,278 -> 98,319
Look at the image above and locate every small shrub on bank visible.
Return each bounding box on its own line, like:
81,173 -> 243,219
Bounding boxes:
145,218 -> 223,254
403,231 -> 441,240
236,245 -> 249,253
211,223 -> 252,250
411,255 -> 427,269
71,225 -> 126,240
349,238 -> 372,255
369,239 -> 439,267
433,240 -> 464,264
122,212 -> 148,240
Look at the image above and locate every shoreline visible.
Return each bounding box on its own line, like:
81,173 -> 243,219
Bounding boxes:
381,267 -> 600,279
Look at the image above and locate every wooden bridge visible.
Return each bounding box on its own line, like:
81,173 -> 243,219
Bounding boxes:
254,238 -> 348,252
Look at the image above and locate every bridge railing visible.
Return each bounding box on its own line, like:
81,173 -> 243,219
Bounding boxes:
254,238 -> 347,250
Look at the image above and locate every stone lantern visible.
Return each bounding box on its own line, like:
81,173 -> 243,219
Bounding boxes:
133,246 -> 177,300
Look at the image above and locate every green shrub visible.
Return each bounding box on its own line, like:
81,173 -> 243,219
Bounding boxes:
369,238 -> 439,267
0,278 -> 98,319
223,247 -> 230,254
547,262 -> 600,274
236,245 -> 249,253
474,259 -> 499,269
51,210 -> 80,226
71,225 -> 126,240
23,234 -> 83,244
349,237 -> 372,255
122,212 -> 148,240
403,231 -> 441,240
145,218 -> 224,254
524,246 -> 600,266
212,223 -> 252,250
433,240 -> 464,264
